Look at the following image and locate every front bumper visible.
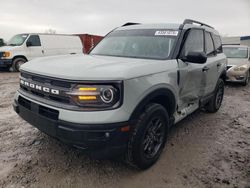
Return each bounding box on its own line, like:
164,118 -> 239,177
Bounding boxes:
0,59 -> 12,68
226,71 -> 248,83
13,95 -> 130,159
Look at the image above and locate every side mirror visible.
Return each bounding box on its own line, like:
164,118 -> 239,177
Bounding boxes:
182,51 -> 207,64
26,41 -> 32,47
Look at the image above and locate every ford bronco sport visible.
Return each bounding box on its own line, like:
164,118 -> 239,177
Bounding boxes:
13,19 -> 227,169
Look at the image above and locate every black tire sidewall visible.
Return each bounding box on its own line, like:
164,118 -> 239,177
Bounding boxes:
129,104 -> 169,169
243,71 -> 249,86
12,58 -> 26,72
214,79 -> 224,110
205,78 -> 224,113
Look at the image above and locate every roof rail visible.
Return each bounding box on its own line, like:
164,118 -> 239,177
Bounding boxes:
122,22 -> 141,27
183,19 -> 214,29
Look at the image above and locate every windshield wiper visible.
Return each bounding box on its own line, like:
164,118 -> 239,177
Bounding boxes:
7,44 -> 18,46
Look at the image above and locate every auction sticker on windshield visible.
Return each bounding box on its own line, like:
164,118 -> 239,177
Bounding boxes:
155,30 -> 179,36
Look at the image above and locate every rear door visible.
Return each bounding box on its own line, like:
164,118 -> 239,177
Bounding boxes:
178,29 -> 207,108
204,31 -> 219,95
26,35 -> 44,60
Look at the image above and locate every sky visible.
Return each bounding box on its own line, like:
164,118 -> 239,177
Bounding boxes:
0,0 -> 249,41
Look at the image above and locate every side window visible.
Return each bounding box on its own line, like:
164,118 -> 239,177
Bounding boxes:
181,29 -> 204,57
26,35 -> 41,46
205,32 -> 215,56
212,34 -> 222,53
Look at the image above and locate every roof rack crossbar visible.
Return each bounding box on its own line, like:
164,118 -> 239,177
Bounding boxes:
183,19 -> 214,29
122,22 -> 141,27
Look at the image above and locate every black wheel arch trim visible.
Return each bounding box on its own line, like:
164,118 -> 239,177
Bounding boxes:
13,55 -> 28,62
219,69 -> 227,81
129,88 -> 176,123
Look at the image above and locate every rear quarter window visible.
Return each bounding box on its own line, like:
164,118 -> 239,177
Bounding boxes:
212,34 -> 222,53
205,32 -> 215,56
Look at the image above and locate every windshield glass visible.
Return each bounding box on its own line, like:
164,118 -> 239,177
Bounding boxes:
90,29 -> 178,60
7,34 -> 28,46
223,47 -> 248,58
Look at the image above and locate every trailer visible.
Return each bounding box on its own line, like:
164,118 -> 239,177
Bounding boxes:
76,34 -> 103,54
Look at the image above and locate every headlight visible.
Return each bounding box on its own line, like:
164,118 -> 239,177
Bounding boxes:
66,84 -> 122,109
1,51 -> 11,58
233,65 -> 248,71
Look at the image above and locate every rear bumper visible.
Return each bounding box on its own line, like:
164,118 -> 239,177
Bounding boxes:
0,59 -> 12,67
13,96 -> 130,159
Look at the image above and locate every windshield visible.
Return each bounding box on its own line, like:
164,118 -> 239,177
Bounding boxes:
7,34 -> 29,46
90,29 -> 178,60
223,47 -> 248,58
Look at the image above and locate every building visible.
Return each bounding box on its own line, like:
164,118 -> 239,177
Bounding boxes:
240,36 -> 250,47
222,36 -> 250,47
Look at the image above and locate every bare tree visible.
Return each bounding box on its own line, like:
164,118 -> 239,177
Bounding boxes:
44,28 -> 57,34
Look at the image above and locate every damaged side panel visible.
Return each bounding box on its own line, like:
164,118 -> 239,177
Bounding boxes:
177,60 -> 206,109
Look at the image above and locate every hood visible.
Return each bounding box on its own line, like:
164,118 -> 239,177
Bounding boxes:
227,58 -> 250,66
0,45 -> 21,52
21,54 -> 173,80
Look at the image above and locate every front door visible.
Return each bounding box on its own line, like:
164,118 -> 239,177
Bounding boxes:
26,35 -> 44,60
204,31 -> 219,94
177,29 -> 207,109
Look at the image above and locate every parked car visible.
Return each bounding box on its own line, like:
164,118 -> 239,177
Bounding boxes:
13,19 -> 227,169
0,38 -> 5,47
0,33 -> 83,71
223,45 -> 250,86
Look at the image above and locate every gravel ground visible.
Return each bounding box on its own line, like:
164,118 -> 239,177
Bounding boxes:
0,71 -> 249,188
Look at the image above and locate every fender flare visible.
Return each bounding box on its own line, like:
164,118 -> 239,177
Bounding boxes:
129,88 -> 176,122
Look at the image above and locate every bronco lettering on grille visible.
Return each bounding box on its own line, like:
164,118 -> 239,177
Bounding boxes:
20,79 -> 60,95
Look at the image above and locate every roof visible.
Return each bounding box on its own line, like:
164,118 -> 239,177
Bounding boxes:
117,23 -> 181,31
117,22 -> 220,35
17,33 -> 75,36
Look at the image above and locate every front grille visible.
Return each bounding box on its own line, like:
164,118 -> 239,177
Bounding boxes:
21,72 -> 71,88
18,96 -> 59,120
18,96 -> 31,110
39,105 -> 59,120
20,72 -> 72,105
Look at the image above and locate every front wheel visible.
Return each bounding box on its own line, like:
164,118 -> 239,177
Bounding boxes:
11,58 -> 26,72
126,103 -> 169,169
205,78 -> 224,113
242,71 -> 249,86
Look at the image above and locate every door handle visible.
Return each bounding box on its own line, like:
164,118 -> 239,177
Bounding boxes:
202,66 -> 209,72
42,50 -> 44,54
217,63 -> 222,67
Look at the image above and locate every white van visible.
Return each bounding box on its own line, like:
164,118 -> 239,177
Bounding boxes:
0,33 -> 83,71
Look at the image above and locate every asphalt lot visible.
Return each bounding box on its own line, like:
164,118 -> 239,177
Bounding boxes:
0,70 -> 249,188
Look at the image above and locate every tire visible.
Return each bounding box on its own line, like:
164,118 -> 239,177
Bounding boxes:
126,103 -> 169,170
205,78 -> 224,113
12,58 -> 26,72
242,71 -> 249,86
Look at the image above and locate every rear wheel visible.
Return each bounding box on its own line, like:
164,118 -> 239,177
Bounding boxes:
242,71 -> 249,86
126,103 -> 169,169
205,78 -> 224,113
12,58 -> 26,72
